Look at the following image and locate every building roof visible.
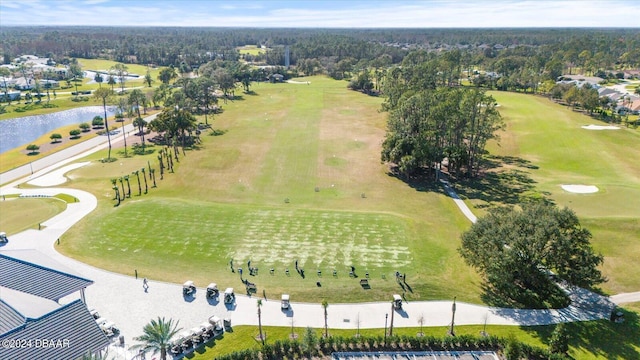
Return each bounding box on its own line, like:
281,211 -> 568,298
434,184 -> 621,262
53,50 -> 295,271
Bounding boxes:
0,253 -> 93,301
0,300 -> 110,360
0,286 -> 61,319
0,299 -> 25,334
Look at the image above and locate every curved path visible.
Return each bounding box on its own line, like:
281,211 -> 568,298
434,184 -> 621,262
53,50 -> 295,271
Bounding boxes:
0,130 -> 635,357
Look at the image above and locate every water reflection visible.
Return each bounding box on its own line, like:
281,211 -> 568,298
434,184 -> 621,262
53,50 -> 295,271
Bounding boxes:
0,106 -> 117,153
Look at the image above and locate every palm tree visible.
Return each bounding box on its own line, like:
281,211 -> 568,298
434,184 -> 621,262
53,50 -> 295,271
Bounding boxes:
94,87 -> 114,159
133,170 -> 141,196
111,179 -> 120,206
107,74 -> 116,91
257,299 -> 265,345
141,168 -> 148,193
123,175 -> 131,198
321,299 -> 329,338
94,71 -> 104,88
150,168 -> 157,187
112,63 -> 129,93
131,317 -> 181,360
118,178 -> 125,203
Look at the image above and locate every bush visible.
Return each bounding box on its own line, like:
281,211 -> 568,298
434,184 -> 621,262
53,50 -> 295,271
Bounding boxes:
79,122 -> 91,132
92,116 -> 104,128
26,144 -> 40,154
50,133 -> 62,143
69,129 -> 81,138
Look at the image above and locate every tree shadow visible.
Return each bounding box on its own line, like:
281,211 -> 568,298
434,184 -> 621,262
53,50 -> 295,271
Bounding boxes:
480,281 -> 569,310
244,90 -> 258,96
386,168 -> 447,196
523,308 -> 639,360
453,155 -> 553,208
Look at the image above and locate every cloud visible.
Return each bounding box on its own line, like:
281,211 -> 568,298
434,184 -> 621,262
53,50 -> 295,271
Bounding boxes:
1,0 -> 639,27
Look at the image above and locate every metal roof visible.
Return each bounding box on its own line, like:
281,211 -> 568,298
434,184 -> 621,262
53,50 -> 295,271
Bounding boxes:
0,286 -> 61,320
0,300 -> 109,360
0,299 -> 25,334
0,253 -> 93,301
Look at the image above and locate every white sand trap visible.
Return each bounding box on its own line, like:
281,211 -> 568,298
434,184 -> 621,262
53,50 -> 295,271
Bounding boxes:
286,80 -> 311,84
561,184 -> 599,193
28,162 -> 91,186
581,124 -> 620,130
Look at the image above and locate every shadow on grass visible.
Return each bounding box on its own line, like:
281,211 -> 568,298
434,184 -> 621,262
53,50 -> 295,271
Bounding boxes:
523,309 -> 639,360
244,90 -> 258,96
386,169 -> 447,196
453,155 -> 553,208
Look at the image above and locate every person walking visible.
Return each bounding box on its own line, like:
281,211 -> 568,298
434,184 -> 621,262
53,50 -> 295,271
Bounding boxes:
143,278 -> 149,292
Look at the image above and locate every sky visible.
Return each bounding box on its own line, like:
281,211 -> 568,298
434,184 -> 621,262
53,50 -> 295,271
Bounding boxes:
1,0 -> 639,28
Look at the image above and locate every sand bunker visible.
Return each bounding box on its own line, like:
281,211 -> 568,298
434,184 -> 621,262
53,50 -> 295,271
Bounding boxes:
581,125 -> 620,130
561,185 -> 599,194
27,162 -> 90,186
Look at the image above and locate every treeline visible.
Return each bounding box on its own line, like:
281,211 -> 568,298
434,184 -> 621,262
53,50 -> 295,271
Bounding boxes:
2,27 -> 639,77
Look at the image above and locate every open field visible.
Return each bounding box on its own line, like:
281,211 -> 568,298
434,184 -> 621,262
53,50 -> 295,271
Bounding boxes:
468,91 -> 640,295
0,196 -> 66,234
58,77 -> 479,303
237,45 -> 266,55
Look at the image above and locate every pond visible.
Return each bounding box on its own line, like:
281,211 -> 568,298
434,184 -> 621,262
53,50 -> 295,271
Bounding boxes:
0,106 -> 117,153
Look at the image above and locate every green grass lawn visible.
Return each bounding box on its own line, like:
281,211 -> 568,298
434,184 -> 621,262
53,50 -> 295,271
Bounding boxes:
472,91 -> 640,295
237,45 -> 266,56
0,196 -> 67,234
186,310 -> 639,360
58,77 -> 479,303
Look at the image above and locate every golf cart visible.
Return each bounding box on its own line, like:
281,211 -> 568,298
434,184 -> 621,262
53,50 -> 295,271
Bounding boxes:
190,326 -> 204,344
224,287 -> 235,304
199,321 -> 214,339
281,294 -> 290,310
206,283 -> 219,298
89,308 -> 100,320
208,315 -> 224,334
0,232 -> 7,243
183,281 -> 196,296
393,294 -> 403,310
178,330 -> 193,351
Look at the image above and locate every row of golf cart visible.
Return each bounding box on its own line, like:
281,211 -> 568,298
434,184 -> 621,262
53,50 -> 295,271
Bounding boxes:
170,315 -> 228,356
89,308 -> 119,338
183,281 -> 236,304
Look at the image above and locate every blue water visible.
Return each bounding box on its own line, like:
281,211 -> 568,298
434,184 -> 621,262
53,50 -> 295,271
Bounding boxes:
0,106 -> 117,153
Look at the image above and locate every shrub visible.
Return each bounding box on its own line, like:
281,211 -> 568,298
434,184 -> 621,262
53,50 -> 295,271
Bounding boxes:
69,129 -> 81,138
50,133 -> 62,143
79,122 -> 91,132
92,116 -> 104,128
26,144 -> 40,154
